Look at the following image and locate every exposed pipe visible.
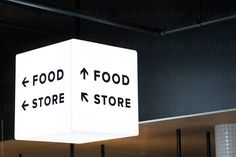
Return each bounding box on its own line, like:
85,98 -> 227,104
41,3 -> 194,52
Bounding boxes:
202,14 -> 236,26
5,0 -> 236,36
5,0 -> 160,36
161,13 -> 236,35
161,24 -> 201,36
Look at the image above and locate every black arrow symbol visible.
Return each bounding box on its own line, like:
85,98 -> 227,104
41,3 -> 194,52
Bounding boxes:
22,100 -> 29,111
22,77 -> 29,87
80,68 -> 88,80
81,92 -> 88,102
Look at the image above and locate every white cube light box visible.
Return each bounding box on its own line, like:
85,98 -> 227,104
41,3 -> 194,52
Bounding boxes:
15,39 -> 139,144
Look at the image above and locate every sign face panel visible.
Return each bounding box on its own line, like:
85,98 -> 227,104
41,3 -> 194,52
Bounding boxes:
15,39 -> 138,144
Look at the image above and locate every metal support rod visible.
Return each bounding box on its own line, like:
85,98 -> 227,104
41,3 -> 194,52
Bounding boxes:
161,13 -> 236,35
198,0 -> 202,23
70,144 -> 74,157
176,129 -> 182,157
161,24 -> 201,35
6,0 -> 160,36
75,0 -> 80,38
206,132 -> 211,157
101,144 -> 105,157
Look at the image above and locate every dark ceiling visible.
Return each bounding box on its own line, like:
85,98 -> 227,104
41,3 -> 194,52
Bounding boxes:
0,0 -> 235,55
1,0 -> 236,39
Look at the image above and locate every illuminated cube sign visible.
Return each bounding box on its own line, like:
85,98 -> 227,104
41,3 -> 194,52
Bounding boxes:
15,39 -> 139,144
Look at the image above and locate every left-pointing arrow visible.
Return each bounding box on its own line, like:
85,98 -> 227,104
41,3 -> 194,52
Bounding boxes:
22,77 -> 29,87
22,100 -> 29,111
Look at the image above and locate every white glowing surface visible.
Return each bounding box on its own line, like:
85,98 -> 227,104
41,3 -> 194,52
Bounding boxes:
15,39 -> 138,144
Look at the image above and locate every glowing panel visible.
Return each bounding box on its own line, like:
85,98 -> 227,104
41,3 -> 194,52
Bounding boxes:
15,39 -> 138,144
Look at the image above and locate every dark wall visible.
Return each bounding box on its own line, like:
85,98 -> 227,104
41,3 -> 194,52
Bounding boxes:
139,21 -> 236,121
80,19 -> 236,121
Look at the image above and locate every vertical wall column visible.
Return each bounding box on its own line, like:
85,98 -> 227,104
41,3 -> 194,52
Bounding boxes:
215,124 -> 236,157
101,144 -> 105,157
206,132 -> 211,157
176,129 -> 182,157
70,144 -> 74,157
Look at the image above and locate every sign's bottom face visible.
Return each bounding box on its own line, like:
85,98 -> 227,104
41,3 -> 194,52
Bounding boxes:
15,132 -> 139,144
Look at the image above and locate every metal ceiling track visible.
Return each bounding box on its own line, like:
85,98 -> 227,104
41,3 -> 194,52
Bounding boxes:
5,0 -> 160,36
161,14 -> 236,35
5,0 -> 236,36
